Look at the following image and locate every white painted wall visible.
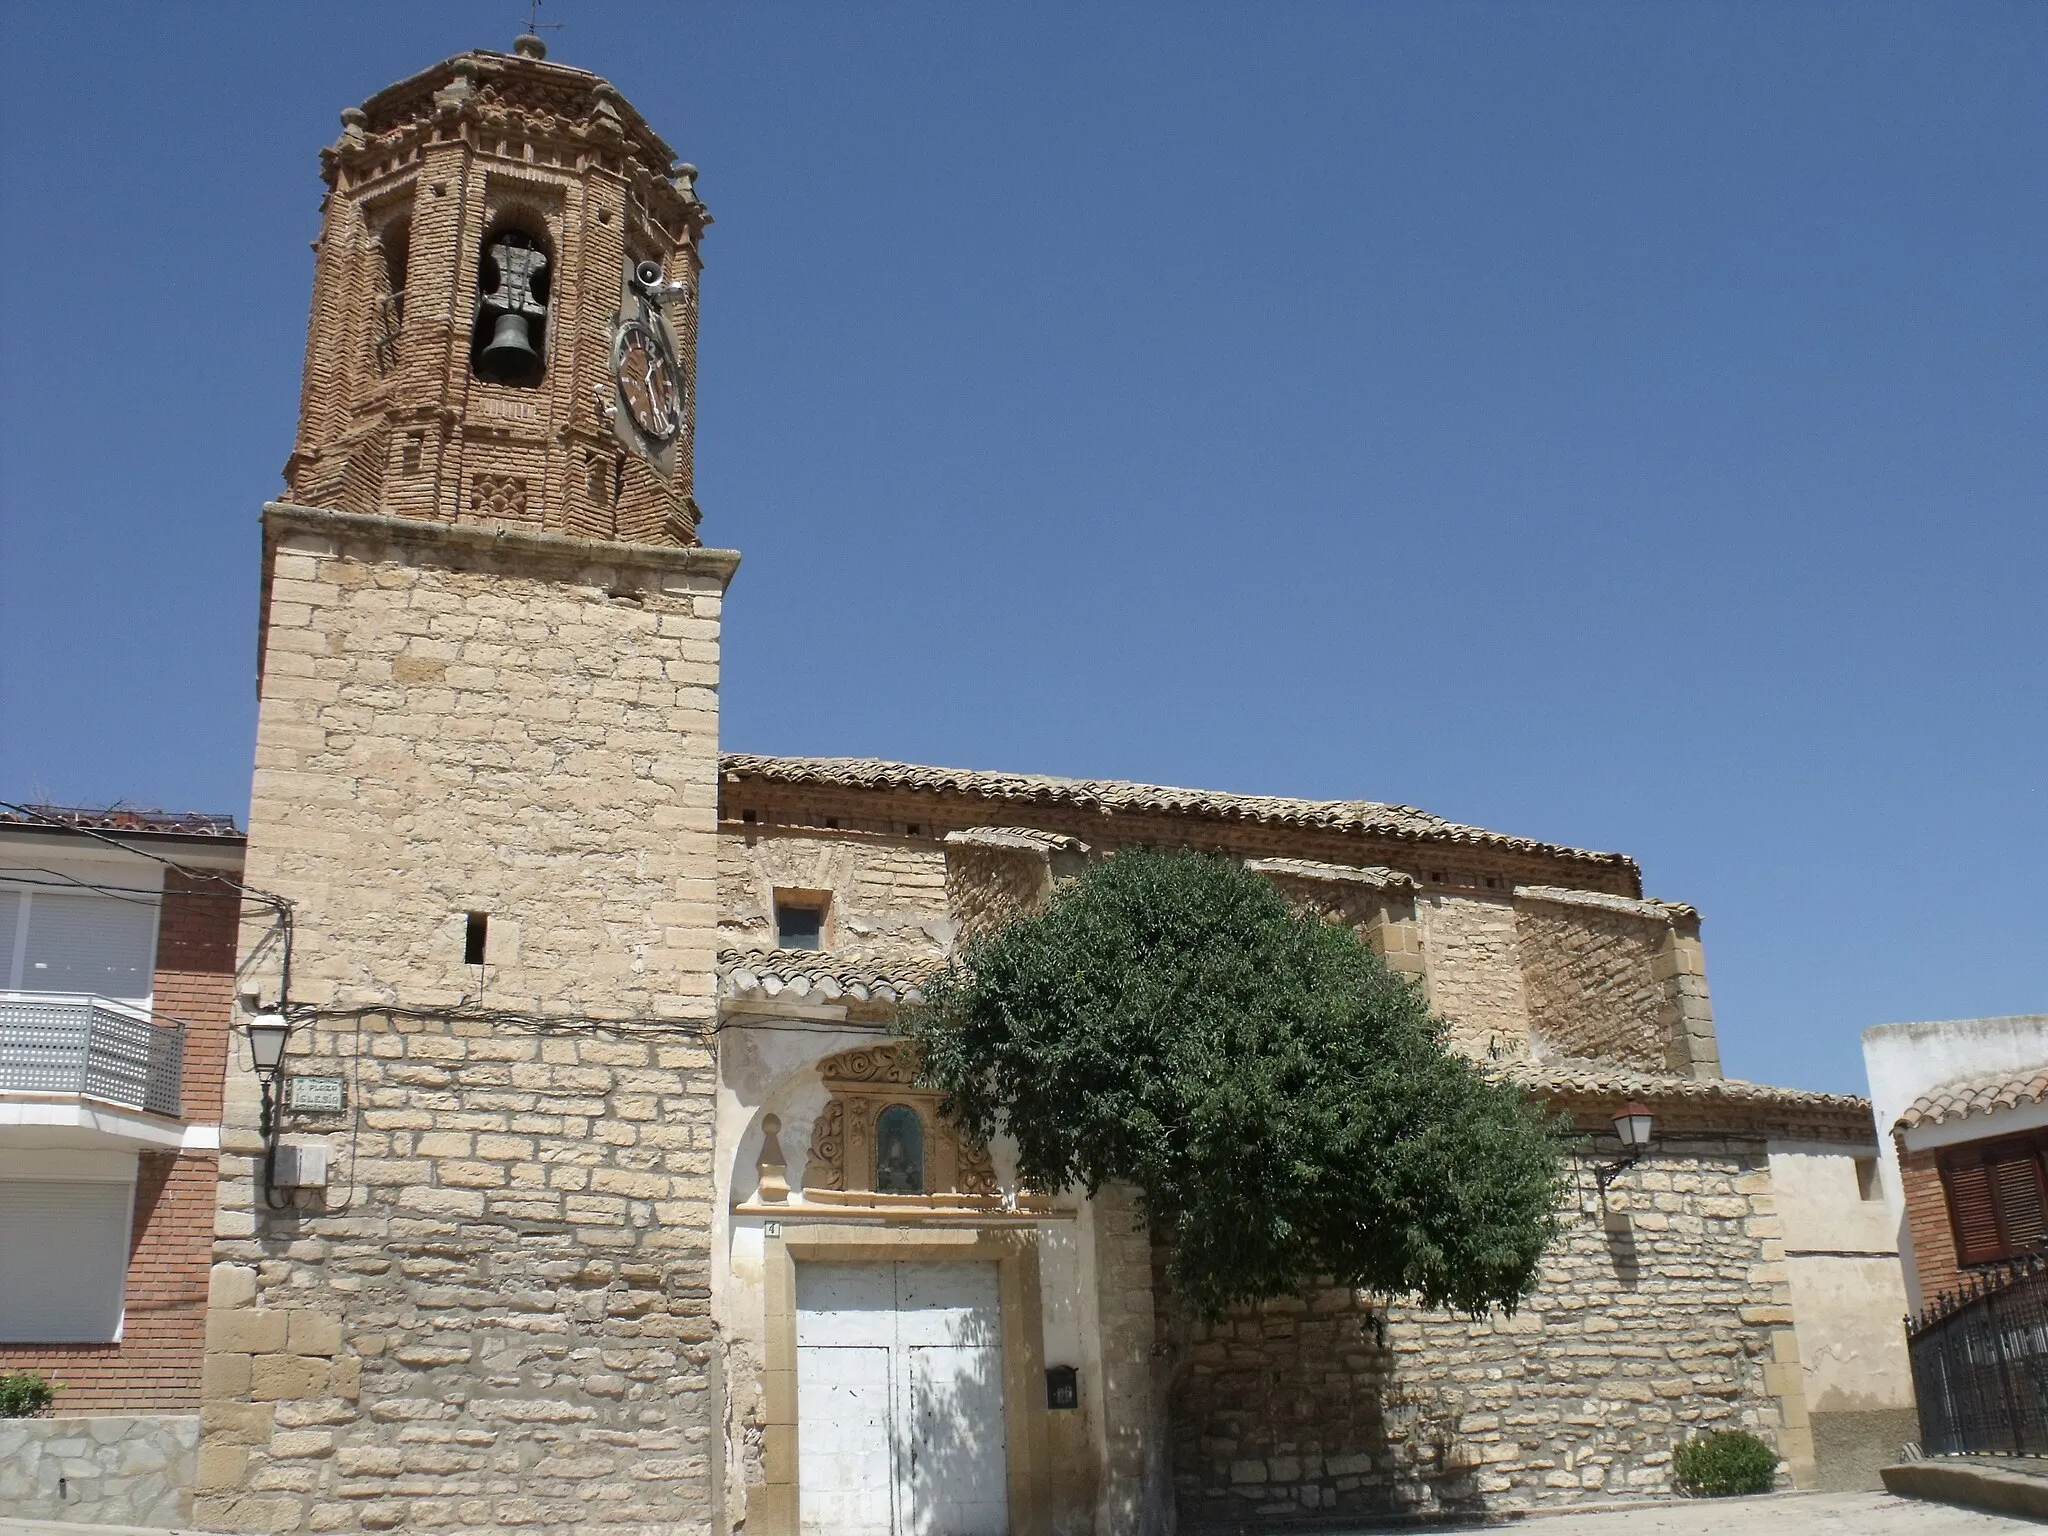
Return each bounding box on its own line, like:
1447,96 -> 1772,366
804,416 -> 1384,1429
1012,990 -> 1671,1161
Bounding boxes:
1861,1014 -> 2048,1304
1767,1142 -> 1912,1417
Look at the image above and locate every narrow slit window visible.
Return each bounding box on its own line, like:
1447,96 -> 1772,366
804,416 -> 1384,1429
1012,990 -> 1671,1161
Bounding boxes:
464,912 -> 489,966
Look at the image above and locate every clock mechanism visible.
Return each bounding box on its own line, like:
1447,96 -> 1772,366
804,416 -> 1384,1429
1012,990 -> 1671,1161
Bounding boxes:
605,259 -> 693,478
614,321 -> 681,442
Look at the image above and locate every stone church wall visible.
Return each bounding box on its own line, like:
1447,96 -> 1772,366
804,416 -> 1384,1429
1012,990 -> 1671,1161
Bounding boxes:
241,509 -> 733,1020
1417,894 -> 1531,1057
716,830 -> 954,955
1515,901 -> 1669,1070
1163,1142 -> 1808,1526
202,1017 -> 716,1535
207,507 -> 736,1534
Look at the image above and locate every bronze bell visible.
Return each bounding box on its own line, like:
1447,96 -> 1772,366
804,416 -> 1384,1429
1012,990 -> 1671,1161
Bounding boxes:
478,311 -> 541,383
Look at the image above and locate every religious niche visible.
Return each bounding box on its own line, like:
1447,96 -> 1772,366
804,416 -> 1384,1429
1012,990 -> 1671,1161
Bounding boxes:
798,1043 -> 1000,1207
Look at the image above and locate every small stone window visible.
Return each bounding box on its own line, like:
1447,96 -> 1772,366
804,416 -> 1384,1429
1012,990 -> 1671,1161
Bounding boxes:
774,894 -> 827,951
1855,1157 -> 1882,1201
585,455 -> 612,508
875,1105 -> 925,1195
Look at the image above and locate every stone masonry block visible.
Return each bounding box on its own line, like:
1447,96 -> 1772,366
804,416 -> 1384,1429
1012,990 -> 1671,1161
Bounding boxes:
286,1311 -> 345,1357
208,1309 -> 289,1354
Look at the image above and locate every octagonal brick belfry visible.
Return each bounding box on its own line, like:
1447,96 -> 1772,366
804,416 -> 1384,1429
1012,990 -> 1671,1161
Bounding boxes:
286,35 -> 710,545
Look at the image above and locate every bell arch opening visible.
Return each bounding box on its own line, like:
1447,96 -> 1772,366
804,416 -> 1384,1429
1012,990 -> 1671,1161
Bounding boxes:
470,224 -> 552,387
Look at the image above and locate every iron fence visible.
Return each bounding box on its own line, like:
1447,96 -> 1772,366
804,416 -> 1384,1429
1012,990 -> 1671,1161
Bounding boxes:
1908,1252 -> 2048,1456
0,994 -> 184,1117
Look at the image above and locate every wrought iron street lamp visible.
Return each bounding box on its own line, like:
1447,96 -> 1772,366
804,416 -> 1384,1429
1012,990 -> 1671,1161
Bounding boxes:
245,1012 -> 292,1140
1594,1101 -> 1654,1195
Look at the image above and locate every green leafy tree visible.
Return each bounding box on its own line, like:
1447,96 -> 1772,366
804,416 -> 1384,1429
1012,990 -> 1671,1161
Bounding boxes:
909,848 -> 1567,1318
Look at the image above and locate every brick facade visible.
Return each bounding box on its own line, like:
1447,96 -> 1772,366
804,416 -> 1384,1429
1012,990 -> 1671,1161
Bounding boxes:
0,851 -> 239,1413
1,1153 -> 218,1411
284,45 -> 709,549
1899,1147 -> 1967,1307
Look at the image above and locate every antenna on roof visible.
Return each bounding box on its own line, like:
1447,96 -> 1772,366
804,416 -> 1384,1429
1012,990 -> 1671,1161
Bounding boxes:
516,0 -> 563,58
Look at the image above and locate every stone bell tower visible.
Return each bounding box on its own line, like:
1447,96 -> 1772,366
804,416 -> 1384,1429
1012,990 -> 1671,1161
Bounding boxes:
285,34 -> 710,545
206,37 -> 738,1536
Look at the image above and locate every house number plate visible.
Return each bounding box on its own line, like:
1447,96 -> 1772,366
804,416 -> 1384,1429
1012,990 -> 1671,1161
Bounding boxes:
288,1075 -> 346,1113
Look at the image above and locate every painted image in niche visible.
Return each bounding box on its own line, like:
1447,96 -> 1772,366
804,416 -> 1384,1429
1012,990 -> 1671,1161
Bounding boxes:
876,1104 -> 924,1194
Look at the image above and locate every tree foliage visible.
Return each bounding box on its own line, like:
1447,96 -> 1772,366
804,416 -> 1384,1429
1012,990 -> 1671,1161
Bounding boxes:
0,1371 -> 57,1418
908,849 -> 1567,1318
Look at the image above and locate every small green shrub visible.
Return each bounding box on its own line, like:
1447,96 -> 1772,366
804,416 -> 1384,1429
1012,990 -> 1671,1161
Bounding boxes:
0,1371 -> 58,1418
1672,1429 -> 1779,1496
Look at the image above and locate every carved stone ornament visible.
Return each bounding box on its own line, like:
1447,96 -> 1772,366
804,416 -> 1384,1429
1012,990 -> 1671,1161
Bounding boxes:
804,1099 -> 844,1193
816,1043 -> 923,1086
802,1042 -> 998,1204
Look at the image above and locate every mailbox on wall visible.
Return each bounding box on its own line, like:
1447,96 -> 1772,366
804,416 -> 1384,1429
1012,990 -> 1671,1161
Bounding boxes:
1046,1365 -> 1079,1411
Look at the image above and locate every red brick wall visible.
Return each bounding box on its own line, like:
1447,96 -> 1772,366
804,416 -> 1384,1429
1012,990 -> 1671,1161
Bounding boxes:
1902,1146 -> 1965,1309
0,1151 -> 217,1410
155,867 -> 238,1122
0,860 -> 237,1411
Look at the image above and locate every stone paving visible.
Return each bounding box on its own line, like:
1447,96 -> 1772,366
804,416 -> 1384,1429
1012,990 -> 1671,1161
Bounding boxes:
0,1489 -> 2031,1536
1404,1490 -> 2038,1534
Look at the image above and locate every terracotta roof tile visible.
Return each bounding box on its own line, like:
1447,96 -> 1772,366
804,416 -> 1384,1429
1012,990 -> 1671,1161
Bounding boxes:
1508,1057 -> 1871,1120
942,827 -> 1091,855
721,755 -> 1634,872
718,947 -> 936,1006
1896,1070 -> 2048,1134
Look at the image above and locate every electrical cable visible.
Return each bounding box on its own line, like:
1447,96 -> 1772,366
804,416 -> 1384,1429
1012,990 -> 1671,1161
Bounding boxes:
0,801 -> 297,1008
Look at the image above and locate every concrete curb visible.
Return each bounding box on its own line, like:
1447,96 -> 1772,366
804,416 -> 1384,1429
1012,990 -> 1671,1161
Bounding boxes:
1881,1458 -> 2048,1521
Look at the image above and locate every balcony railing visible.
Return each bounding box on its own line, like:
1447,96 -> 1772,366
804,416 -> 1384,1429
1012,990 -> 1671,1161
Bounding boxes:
0,995 -> 184,1118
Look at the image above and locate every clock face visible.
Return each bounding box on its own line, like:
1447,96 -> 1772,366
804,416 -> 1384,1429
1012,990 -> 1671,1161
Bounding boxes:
615,322 -> 681,441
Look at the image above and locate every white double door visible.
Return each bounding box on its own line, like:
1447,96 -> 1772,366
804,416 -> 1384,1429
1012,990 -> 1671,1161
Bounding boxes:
795,1260 -> 1009,1536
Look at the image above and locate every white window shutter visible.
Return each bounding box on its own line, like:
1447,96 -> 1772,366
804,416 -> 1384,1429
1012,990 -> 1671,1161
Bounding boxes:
17,892 -> 160,1004
0,890 -> 22,986
0,1180 -> 133,1343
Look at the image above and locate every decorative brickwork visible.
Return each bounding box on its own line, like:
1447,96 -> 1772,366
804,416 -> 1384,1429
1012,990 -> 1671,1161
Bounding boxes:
285,46 -> 710,547
466,471 -> 532,525
1164,1143 -> 1813,1523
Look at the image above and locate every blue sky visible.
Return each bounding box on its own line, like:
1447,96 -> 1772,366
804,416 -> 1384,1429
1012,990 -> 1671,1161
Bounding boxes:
2,3 -> 2041,1095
